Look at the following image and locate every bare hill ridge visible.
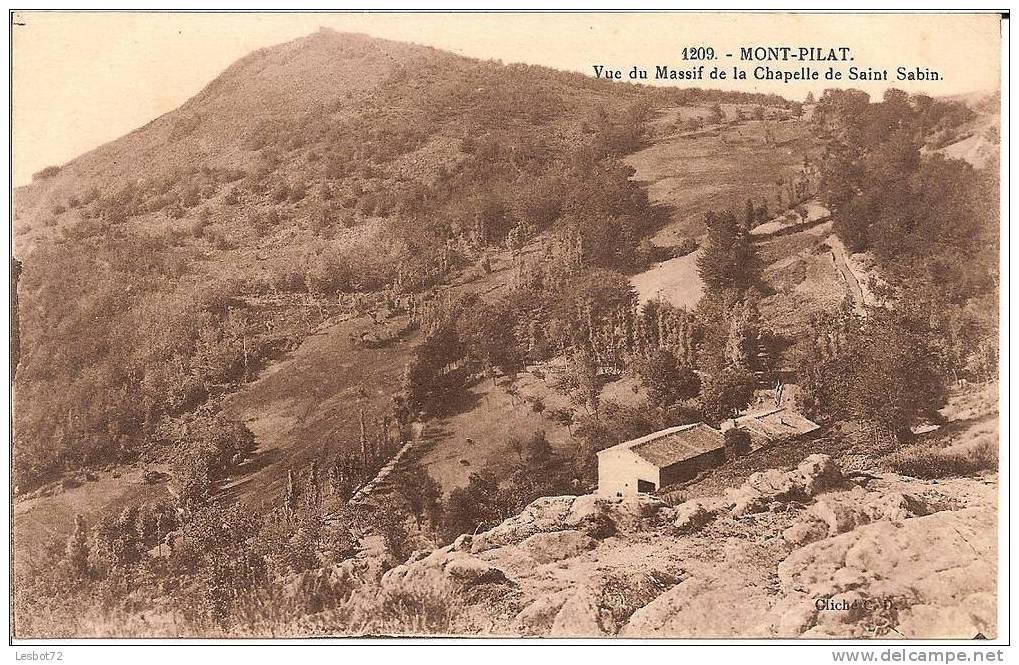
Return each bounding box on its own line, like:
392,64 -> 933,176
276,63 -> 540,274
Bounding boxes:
14,29 -> 441,231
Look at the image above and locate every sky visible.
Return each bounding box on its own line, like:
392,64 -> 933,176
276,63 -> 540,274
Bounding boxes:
11,11 -> 1003,186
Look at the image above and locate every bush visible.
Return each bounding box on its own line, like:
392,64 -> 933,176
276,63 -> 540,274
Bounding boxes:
288,181 -> 307,203
675,238 -> 698,257
33,165 -> 61,181
886,440 -> 997,479
271,182 -> 290,204
343,584 -> 466,636
724,428 -> 751,459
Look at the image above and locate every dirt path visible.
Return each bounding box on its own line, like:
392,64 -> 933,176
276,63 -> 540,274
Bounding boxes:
826,234 -> 868,313
751,199 -> 830,237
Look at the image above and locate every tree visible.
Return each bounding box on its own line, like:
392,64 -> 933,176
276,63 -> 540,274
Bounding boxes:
65,514 -> 89,580
547,407 -> 576,435
799,302 -> 949,442
524,430 -> 554,466
373,506 -> 414,564
552,349 -> 601,414
285,468 -> 300,517
707,103 -> 725,125
171,450 -> 213,514
850,309 -> 949,442
359,408 -> 370,469
401,470 -> 443,528
505,430 -> 574,509
697,210 -> 761,293
633,348 -> 700,407
440,472 -> 510,541
458,297 -> 524,383
797,300 -> 859,424
309,461 -> 321,508
700,365 -> 755,427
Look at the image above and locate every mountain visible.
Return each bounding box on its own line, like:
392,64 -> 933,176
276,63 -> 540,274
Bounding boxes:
11,28 -> 786,489
11,28 -> 999,640
15,30 -> 430,233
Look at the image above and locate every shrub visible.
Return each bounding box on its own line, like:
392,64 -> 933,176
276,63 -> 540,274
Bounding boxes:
886,440 -> 997,479
271,182 -> 290,204
724,428 -> 752,459
190,217 -> 209,238
181,186 -> 201,209
288,181 -> 307,203
675,238 -> 698,257
33,165 -> 61,181
343,584 -> 466,636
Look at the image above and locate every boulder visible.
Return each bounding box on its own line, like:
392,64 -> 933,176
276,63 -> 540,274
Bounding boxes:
720,455 -> 844,518
470,496 -> 577,553
868,491 -> 935,521
444,555 -> 510,587
776,508 -> 996,638
747,468 -> 805,501
809,498 -> 866,536
783,518 -> 829,547
515,590 -> 572,635
672,499 -> 715,533
568,494 -> 667,533
622,576 -> 774,638
572,510 -> 616,539
807,490 -> 935,538
549,586 -> 611,637
796,454 -> 844,495
449,533 -> 473,552
726,486 -> 769,516
776,600 -> 818,635
519,530 -> 597,563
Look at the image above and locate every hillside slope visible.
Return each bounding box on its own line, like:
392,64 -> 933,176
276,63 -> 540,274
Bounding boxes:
14,29 -> 429,240
13,25 -> 800,496
275,382 -> 996,639
11,28 -> 658,490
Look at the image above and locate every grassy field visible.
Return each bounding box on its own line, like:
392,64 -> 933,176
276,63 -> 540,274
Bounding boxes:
413,371 -> 577,495
218,311 -> 419,509
630,249 -> 704,310
13,465 -> 171,575
625,109 -> 818,318
626,115 -> 816,247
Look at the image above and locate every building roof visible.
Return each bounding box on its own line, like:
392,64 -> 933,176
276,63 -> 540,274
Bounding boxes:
597,423 -> 724,468
731,407 -> 819,449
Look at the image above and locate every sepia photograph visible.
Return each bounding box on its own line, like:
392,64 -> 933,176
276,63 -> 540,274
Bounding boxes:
6,8 -> 1008,651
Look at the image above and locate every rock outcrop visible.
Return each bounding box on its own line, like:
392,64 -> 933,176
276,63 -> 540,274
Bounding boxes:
319,455 -> 997,639
771,508 -> 996,638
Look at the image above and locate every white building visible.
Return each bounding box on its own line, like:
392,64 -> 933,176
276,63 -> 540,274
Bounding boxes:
596,423 -> 724,496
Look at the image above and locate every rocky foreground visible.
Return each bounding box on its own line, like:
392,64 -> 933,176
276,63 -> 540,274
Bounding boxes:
297,455 -> 997,638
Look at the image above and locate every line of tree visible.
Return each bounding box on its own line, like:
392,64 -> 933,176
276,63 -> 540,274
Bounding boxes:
797,88 -> 997,440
